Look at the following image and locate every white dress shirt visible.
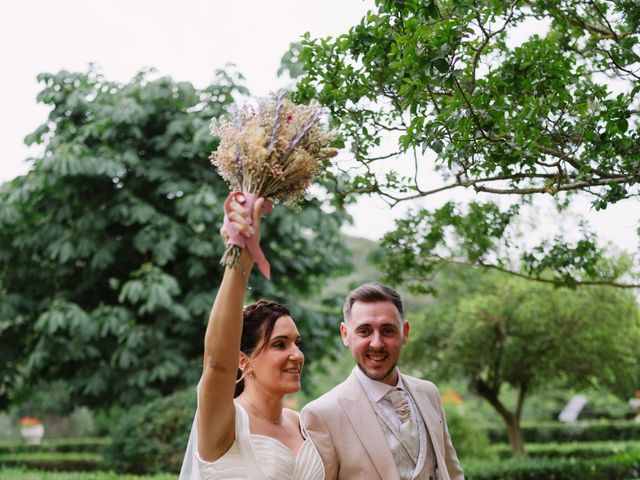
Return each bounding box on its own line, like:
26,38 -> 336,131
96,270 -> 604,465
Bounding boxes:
354,366 -> 404,430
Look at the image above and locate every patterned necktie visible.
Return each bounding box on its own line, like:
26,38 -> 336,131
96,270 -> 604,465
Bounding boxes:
386,388 -> 411,423
385,388 -> 420,459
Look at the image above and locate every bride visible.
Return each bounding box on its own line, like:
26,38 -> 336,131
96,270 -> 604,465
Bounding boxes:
180,195 -> 324,480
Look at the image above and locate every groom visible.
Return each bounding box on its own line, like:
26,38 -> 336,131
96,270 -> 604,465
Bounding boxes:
301,282 -> 464,480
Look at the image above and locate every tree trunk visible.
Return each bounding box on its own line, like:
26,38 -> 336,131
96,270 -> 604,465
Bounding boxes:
469,378 -> 527,457
505,415 -> 525,457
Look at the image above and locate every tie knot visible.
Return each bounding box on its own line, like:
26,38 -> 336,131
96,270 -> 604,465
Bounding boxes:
386,388 -> 411,422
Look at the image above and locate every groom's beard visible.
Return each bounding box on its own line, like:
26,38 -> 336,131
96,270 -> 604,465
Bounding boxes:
356,349 -> 397,384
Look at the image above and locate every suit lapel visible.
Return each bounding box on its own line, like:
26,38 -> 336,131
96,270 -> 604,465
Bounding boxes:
403,376 -> 449,479
339,372 -> 400,480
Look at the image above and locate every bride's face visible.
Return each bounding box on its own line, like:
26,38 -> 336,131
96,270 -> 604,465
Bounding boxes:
250,315 -> 304,394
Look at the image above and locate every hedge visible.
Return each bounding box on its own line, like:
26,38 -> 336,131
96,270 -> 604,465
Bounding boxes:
490,440 -> 640,460
0,467 -> 174,479
464,450 -> 640,480
0,452 -> 102,472
0,438 -> 109,455
486,420 -> 640,444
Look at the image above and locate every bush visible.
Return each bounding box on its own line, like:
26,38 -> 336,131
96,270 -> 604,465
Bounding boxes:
464,449 -> 640,480
486,420 -> 640,443
0,415 -> 18,440
490,440 -> 640,460
444,404 -> 494,461
0,452 -> 102,471
0,467 -> 175,479
103,388 -> 195,474
0,437 -> 109,454
92,406 -> 130,437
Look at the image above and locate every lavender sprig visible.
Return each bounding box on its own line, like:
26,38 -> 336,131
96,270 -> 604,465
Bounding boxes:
266,90 -> 285,153
232,105 -> 244,187
280,109 -> 322,162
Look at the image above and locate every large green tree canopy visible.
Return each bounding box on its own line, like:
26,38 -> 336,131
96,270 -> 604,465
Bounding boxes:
403,269 -> 640,455
0,68 -> 350,409
296,0 -> 640,288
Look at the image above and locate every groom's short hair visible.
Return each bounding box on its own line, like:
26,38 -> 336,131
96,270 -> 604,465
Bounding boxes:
343,282 -> 404,323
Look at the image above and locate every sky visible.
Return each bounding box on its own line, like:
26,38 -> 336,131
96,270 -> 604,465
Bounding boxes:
0,0 -> 410,239
1,0 -> 638,252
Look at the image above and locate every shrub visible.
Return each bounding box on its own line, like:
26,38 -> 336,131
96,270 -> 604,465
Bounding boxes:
463,449 -> 640,480
0,437 -> 109,455
0,467 -> 175,479
490,440 -> 640,460
486,420 -> 640,444
0,415 -> 18,440
444,404 -> 494,461
0,452 -> 101,471
103,388 -> 195,474
92,406 -> 129,437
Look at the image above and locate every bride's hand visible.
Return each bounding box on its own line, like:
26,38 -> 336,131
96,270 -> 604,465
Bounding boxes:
220,194 -> 268,244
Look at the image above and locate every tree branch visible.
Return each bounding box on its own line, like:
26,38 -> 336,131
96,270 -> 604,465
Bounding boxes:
474,176 -> 633,195
603,48 -> 640,80
469,0 -> 518,93
435,256 -> 640,289
589,0 -> 618,41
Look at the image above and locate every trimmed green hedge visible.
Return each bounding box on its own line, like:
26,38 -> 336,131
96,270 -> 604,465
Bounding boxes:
490,440 -> 640,460
486,420 -> 640,444
464,450 -> 640,480
0,452 -> 102,471
0,437 -> 109,454
0,467 -> 174,479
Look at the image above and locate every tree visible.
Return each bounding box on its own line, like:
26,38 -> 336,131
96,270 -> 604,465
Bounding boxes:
402,270 -> 640,456
295,0 -> 640,288
0,68 -> 350,409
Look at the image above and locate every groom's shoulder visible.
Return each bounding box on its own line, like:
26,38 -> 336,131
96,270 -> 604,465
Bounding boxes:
402,373 -> 439,393
302,376 -> 353,412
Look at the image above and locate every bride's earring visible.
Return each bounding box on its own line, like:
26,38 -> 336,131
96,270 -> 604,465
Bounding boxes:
236,369 -> 247,384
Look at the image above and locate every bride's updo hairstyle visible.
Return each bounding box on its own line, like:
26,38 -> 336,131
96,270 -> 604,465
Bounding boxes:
234,299 -> 292,397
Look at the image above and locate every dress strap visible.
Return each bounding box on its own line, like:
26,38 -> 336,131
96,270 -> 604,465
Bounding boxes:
291,409 -> 326,480
234,402 -> 268,480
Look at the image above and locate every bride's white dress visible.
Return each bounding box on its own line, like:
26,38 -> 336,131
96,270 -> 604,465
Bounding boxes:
193,403 -> 324,480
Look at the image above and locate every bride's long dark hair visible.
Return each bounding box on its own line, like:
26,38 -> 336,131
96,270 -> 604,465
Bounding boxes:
234,300 -> 292,397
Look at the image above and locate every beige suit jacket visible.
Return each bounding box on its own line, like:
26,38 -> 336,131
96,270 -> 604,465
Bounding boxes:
301,370 -> 464,480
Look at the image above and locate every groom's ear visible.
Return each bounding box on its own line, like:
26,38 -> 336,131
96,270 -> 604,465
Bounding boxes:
340,322 -> 349,347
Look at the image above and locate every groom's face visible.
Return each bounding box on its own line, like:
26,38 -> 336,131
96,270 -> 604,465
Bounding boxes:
341,300 -> 409,386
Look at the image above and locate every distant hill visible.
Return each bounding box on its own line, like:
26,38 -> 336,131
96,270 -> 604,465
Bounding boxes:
319,235 -> 434,314
318,236 -> 383,297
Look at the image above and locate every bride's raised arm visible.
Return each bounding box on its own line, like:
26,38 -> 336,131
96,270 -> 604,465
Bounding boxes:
196,195 -> 267,461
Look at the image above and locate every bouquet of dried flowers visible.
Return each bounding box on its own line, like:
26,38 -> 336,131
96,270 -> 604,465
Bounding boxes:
210,92 -> 337,278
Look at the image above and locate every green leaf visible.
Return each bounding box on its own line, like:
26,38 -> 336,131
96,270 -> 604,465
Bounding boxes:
1,66 -> 351,410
